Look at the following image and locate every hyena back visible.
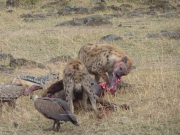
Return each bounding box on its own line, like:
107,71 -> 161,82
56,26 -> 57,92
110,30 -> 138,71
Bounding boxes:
63,58 -> 100,117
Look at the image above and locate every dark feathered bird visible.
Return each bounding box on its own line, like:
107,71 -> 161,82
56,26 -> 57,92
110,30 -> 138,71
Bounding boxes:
42,79 -> 65,99
30,95 -> 79,132
0,84 -> 25,114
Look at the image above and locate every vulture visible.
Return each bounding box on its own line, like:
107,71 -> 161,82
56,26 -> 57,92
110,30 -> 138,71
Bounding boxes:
30,95 -> 79,132
0,84 -> 26,114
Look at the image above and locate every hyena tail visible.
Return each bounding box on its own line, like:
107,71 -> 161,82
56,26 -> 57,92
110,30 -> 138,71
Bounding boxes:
74,83 -> 82,91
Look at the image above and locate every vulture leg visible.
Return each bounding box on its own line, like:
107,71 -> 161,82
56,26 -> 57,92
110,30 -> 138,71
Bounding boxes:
0,102 -> 2,116
56,121 -> 60,132
44,120 -> 56,131
52,120 -> 58,131
7,99 -> 17,108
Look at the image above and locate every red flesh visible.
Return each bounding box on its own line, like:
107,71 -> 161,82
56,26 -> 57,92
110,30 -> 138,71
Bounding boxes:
99,78 -> 121,94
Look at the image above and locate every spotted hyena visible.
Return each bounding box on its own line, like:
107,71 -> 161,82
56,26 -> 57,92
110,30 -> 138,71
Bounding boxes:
78,43 -> 134,92
63,58 -> 100,117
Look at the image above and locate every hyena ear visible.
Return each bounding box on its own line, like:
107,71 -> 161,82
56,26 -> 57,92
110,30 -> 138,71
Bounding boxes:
121,56 -> 128,63
131,66 -> 136,70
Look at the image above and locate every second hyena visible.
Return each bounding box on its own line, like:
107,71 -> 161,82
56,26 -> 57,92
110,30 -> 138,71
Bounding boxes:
63,58 -> 100,117
78,43 -> 134,92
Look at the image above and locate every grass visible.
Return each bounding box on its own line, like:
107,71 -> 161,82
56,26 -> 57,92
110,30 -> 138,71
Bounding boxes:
0,0 -> 180,134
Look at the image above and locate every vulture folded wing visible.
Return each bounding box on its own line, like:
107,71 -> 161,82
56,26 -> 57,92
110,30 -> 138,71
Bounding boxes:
34,97 -> 72,121
0,84 -> 25,102
56,98 -> 79,126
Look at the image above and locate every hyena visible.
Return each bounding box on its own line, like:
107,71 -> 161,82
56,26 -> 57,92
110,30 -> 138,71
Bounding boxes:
12,69 -> 59,92
78,43 -> 134,93
42,78 -> 117,111
63,58 -> 101,117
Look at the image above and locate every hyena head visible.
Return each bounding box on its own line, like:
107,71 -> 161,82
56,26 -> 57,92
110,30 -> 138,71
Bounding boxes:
113,56 -> 133,78
110,56 -> 134,89
113,56 -> 132,77
50,70 -> 60,82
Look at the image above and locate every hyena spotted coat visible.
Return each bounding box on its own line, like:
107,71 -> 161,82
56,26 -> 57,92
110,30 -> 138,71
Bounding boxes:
63,58 -> 100,117
78,43 -> 133,92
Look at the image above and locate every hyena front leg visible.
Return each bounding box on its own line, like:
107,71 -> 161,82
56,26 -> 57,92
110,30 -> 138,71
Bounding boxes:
92,64 -> 110,85
64,81 -> 74,113
94,74 -> 100,83
97,69 -> 110,86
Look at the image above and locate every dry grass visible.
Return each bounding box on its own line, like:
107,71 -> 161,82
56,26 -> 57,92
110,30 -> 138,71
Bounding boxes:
0,0 -> 180,134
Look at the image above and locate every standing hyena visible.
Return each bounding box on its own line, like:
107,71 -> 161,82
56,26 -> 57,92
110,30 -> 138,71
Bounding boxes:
63,58 -> 100,117
78,43 -> 134,92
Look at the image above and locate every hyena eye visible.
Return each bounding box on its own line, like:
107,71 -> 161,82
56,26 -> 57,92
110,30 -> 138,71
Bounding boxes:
91,82 -> 95,86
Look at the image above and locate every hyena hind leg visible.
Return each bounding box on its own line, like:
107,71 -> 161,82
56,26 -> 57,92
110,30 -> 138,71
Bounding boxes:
82,82 -> 100,117
82,92 -> 88,111
64,83 -> 74,113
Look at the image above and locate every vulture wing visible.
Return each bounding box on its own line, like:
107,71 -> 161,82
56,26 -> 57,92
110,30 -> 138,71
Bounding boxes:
34,97 -> 79,126
0,84 -> 25,102
56,98 -> 79,126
